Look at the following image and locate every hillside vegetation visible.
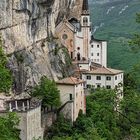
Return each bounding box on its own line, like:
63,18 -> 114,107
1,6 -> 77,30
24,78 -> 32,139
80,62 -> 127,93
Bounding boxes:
89,0 -> 140,71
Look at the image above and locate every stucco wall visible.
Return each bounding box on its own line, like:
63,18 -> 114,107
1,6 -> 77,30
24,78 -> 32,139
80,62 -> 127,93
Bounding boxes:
57,83 -> 85,122
90,41 -> 107,67
82,73 -> 123,91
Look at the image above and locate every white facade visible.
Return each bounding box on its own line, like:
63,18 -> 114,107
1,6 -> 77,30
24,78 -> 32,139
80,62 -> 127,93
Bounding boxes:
82,71 -> 124,98
74,14 -> 91,61
90,40 -> 107,67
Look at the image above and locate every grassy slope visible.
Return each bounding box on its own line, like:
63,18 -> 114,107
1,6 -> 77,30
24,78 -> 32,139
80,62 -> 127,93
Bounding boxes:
89,0 -> 140,71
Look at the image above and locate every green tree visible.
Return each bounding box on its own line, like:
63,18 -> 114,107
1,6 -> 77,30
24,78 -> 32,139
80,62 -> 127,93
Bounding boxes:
47,115 -> 73,139
86,89 -> 121,140
32,76 -> 61,108
0,36 -> 12,93
129,13 -> 140,52
119,89 -> 140,140
0,112 -> 20,140
129,13 -> 140,90
124,73 -> 137,90
47,113 -> 102,140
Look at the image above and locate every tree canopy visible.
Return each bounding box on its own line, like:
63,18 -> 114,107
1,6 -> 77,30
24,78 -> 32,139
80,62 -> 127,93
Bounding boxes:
46,88 -> 140,140
0,112 -> 20,140
32,76 -> 61,108
129,13 -> 140,52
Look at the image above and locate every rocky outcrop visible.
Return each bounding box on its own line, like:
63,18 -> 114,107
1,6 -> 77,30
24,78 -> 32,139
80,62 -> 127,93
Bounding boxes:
0,0 -> 83,93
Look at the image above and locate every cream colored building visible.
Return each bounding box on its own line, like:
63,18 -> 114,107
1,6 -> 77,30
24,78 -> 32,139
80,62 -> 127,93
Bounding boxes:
55,0 -> 92,61
55,0 -> 107,67
82,67 -> 124,99
57,77 -> 86,122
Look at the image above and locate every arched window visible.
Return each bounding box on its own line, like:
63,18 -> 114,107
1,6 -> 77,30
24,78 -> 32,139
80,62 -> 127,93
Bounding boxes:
77,53 -> 81,61
83,17 -> 88,26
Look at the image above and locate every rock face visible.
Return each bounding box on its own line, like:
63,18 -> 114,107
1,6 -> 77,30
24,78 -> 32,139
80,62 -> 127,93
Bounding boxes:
0,0 -> 83,93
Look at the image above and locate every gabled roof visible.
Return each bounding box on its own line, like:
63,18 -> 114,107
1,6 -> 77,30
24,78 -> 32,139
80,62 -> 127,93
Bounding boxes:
83,67 -> 123,75
56,77 -> 85,85
55,18 -> 75,33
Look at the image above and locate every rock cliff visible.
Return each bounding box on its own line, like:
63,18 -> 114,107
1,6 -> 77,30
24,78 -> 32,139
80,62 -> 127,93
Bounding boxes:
0,0 -> 83,93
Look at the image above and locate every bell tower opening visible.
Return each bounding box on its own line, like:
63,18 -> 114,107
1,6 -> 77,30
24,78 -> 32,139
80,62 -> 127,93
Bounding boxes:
83,17 -> 88,26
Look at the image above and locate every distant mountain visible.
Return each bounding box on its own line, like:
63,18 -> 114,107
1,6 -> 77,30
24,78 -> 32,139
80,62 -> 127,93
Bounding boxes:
89,0 -> 140,71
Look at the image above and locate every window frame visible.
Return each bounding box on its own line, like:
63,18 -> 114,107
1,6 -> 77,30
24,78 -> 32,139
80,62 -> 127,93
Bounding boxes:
86,75 -> 91,80
106,76 -> 111,81
96,76 -> 101,80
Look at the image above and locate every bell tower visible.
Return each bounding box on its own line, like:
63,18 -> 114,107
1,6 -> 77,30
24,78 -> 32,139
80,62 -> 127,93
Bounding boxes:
81,0 -> 91,60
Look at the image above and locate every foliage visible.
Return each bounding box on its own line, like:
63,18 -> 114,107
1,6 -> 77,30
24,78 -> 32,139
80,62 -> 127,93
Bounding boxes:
89,0 -> 140,72
32,76 -> 61,108
47,113 -> 103,140
0,112 -> 20,140
47,115 -> 73,139
46,88 -> 140,140
119,89 -> 140,140
0,36 -> 12,93
86,89 -> 121,140
129,12 -> 140,52
124,73 -> 137,90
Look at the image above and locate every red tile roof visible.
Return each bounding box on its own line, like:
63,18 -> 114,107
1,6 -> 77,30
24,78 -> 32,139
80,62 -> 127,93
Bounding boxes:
56,77 -> 85,85
83,67 -> 123,75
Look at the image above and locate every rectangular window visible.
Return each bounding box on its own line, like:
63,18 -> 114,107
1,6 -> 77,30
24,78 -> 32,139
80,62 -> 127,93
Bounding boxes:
91,45 -> 94,48
91,53 -> 94,56
106,85 -> 111,89
70,94 -> 72,100
97,45 -> 100,48
87,75 -> 91,80
87,84 -> 91,88
115,76 -> 117,80
106,76 -> 111,80
96,76 -> 101,80
97,53 -> 100,56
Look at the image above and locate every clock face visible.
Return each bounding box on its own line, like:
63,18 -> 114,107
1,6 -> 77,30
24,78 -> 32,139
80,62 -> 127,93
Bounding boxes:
62,34 -> 68,40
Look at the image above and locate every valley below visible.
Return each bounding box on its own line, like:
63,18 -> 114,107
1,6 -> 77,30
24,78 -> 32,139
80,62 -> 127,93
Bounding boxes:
89,0 -> 140,72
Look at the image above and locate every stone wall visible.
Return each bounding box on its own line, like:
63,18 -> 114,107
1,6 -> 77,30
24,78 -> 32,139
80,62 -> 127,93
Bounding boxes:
18,105 -> 43,140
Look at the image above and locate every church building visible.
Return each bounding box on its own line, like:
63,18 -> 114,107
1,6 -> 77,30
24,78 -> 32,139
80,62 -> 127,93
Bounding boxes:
55,0 -> 107,67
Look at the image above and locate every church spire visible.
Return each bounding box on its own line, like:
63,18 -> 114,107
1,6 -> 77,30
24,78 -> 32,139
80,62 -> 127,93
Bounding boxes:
82,0 -> 89,15
82,0 -> 89,11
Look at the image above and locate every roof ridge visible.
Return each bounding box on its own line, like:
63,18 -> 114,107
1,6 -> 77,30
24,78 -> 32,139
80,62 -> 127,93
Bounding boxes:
104,67 -> 114,74
69,76 -> 76,84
